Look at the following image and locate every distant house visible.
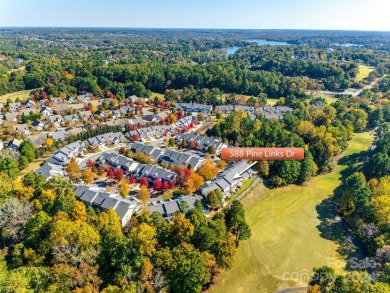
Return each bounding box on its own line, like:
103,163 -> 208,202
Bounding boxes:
55,103 -> 70,114
127,95 -> 149,105
24,100 -> 36,108
49,130 -> 68,140
31,119 -> 45,131
7,138 -> 22,150
41,107 -> 54,116
111,110 -> 121,119
84,132 -> 126,148
65,96 -> 74,104
143,112 -> 168,123
119,106 -> 134,116
114,118 -> 131,127
96,153 -> 139,173
28,134 -> 47,147
89,100 -> 102,108
69,103 -> 85,111
78,110 -> 94,120
63,114 -> 80,123
148,195 -> 208,219
15,58 -> 24,63
51,97 -> 63,104
132,164 -> 176,183
94,110 -> 105,118
175,102 -> 212,114
9,102 -> 21,113
77,93 -> 92,103
48,115 -> 64,128
22,108 -> 38,116
13,124 -> 30,135
176,133 -> 227,153
0,141 -> 3,150
256,106 -> 293,120
46,140 -> 85,165
4,112 -> 19,121
35,163 -> 65,179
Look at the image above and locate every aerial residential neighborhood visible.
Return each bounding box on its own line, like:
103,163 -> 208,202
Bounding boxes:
21,92 -> 267,225
0,15 -> 389,293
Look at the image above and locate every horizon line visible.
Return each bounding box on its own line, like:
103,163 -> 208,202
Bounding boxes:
1,26 -> 390,33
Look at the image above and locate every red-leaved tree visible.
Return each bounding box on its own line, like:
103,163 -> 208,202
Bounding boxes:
153,178 -> 163,192
139,176 -> 149,187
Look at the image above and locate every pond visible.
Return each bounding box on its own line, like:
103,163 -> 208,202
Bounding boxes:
226,39 -> 290,55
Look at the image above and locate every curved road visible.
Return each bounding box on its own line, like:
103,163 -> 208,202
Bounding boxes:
274,287 -> 308,293
317,77 -> 383,97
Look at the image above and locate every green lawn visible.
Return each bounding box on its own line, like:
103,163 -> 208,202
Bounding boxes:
209,132 -> 373,293
0,89 -> 37,103
149,92 -> 165,101
355,64 -> 375,82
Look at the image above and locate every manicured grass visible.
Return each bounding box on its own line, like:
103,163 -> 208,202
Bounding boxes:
149,92 -> 165,101
266,98 -> 278,106
209,132 -> 373,293
0,89 -> 37,103
355,64 -> 375,82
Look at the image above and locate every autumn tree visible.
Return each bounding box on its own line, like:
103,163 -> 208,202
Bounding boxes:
206,189 -> 223,209
129,222 -> 157,257
217,160 -> 227,170
45,137 -> 54,147
49,219 -> 101,266
153,178 -> 163,192
119,180 -> 129,198
139,176 -> 149,187
256,160 -> 269,177
185,172 -> 204,194
82,168 -> 94,184
198,159 -> 219,181
212,237 -> 237,270
170,213 -> 195,245
138,185 -> 151,206
66,158 -> 81,182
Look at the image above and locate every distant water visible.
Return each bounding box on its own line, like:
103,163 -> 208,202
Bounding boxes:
226,46 -> 241,55
245,39 -> 289,46
332,43 -> 363,47
226,39 -> 290,55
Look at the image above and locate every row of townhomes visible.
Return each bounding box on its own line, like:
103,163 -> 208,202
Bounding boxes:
131,142 -> 204,170
201,161 -> 257,198
125,116 -> 196,141
73,185 -> 141,226
95,152 -> 177,183
175,133 -> 227,154
148,196 -> 209,219
215,105 -> 293,120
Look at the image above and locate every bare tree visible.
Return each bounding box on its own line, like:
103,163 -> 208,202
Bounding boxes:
0,198 -> 33,243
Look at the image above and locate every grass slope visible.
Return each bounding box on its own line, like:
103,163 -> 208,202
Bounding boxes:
209,132 -> 373,293
355,65 -> 375,82
0,89 -> 36,103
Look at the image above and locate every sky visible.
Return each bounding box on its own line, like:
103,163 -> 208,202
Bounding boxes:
0,0 -> 389,31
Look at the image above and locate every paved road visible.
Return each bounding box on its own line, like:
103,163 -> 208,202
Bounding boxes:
274,287 -> 308,293
317,77 -> 382,97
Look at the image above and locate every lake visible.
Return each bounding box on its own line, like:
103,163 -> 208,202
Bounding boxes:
226,39 -> 290,55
